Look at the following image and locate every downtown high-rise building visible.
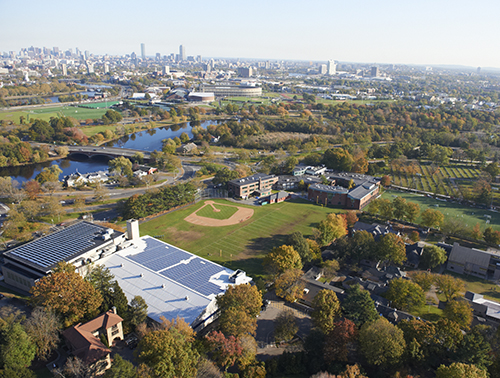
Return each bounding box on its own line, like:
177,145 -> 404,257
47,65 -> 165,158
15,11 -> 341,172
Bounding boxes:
327,60 -> 336,75
141,43 -> 146,60
179,45 -> 186,61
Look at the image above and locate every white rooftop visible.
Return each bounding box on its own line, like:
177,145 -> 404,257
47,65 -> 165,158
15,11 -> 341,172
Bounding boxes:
100,236 -> 251,325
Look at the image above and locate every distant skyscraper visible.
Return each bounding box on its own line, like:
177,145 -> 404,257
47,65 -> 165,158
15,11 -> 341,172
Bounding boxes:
371,66 -> 379,77
86,61 -> 94,74
327,60 -> 336,75
179,45 -> 186,61
61,63 -> 67,76
104,63 -> 109,74
163,66 -> 170,75
477,67 -> 481,74
141,43 -> 146,60
319,64 -> 327,75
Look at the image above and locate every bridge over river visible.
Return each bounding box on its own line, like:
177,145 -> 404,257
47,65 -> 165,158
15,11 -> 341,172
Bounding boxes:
66,145 -> 152,161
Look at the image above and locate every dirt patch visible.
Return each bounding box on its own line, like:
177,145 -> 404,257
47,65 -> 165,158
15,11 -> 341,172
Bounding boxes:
184,200 -> 254,227
164,227 -> 204,244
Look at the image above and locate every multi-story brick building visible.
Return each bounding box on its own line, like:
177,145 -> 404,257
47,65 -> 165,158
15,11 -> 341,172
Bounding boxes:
228,173 -> 279,199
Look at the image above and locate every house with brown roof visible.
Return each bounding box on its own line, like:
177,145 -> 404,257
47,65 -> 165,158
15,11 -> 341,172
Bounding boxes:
62,308 -> 124,371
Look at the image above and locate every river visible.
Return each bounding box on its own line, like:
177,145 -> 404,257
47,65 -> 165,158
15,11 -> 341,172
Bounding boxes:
0,119 -> 226,183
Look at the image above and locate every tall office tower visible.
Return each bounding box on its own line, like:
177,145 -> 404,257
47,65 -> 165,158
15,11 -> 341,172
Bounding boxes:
327,60 -> 336,75
371,66 -> 379,77
104,63 -> 109,74
179,45 -> 186,61
155,53 -> 161,61
61,63 -> 67,76
318,64 -> 327,75
163,66 -> 170,75
53,46 -> 59,55
87,61 -> 94,74
265,61 -> 271,69
141,43 -> 146,60
84,50 -> 90,60
196,55 -> 202,62
477,67 -> 481,74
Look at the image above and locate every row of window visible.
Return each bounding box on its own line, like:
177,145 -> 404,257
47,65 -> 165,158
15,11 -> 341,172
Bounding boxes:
5,270 -> 30,288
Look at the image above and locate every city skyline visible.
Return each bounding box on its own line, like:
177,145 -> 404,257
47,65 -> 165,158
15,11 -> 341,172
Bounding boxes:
2,0 -> 500,69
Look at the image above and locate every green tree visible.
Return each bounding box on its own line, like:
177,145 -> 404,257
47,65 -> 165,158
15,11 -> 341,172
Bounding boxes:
341,284 -> 379,327
455,326 -> 493,370
103,355 -> 137,378
420,245 -> 447,269
316,213 -> 348,246
359,317 -> 406,367
322,148 -> 354,172
286,232 -> 312,263
274,269 -> 305,303
405,202 -> 420,223
180,132 -> 190,143
0,322 -> 36,370
213,168 -> 239,186
435,363 -> 487,378
397,319 -> 436,364
420,208 -> 445,228
378,198 -> 393,219
435,274 -> 465,302
348,230 -> 376,263
410,271 -> 434,292
274,310 -> 298,343
377,233 -> 407,265
136,328 -> 199,378
392,196 -> 407,220
86,265 -> 128,317
386,277 -> 425,312
443,299 -> 473,329
24,307 -> 60,361
30,262 -> 102,327
216,284 -> 262,337
483,226 -> 500,245
109,156 -> 133,179
35,165 -> 62,184
129,296 -> 148,328
132,152 -> 144,164
263,245 -> 302,275
311,290 -> 341,334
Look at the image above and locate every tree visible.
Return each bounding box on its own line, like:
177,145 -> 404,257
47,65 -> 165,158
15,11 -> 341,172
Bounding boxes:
420,208 -> 444,228
30,261 -> 102,327
132,152 -> 144,164
392,197 -> 407,220
380,175 -> 391,187
286,232 -> 312,263
397,318 -> 436,364
436,363 -> 488,378
129,296 -> 148,328
274,310 -> 298,343
434,318 -> 463,353
410,271 -> 434,292
0,322 -> 36,370
311,290 -> 341,334
213,168 -> 239,186
323,148 -> 354,172
263,245 -> 302,275
443,299 -> 473,329
205,331 -> 243,371
377,233 -> 407,265
359,317 -> 406,367
103,354 -> 137,378
455,326 -> 493,370
378,198 -> 393,219
409,230 -> 420,242
386,278 -> 425,312
483,226 -> 500,245
405,202 -> 420,223
420,245 -> 447,269
348,230 -> 376,263
86,265 -> 119,313
274,269 -> 305,303
341,284 -> 379,327
24,307 -> 60,361
35,165 -> 62,184
216,284 -> 262,337
316,213 -> 348,246
136,328 -> 199,378
22,180 -> 41,200
435,274 -> 465,302
109,156 -> 133,179
323,318 -> 358,363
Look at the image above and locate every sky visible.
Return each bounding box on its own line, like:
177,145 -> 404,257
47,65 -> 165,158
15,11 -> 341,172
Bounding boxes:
2,0 -> 500,68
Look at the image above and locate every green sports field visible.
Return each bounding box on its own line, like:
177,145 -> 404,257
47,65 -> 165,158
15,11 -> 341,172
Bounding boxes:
381,189 -> 500,231
139,198 -> 339,278
196,202 -> 238,220
0,106 -> 109,123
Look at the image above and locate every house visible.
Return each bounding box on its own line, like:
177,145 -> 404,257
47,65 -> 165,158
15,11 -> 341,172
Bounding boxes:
178,143 -> 197,154
305,166 -> 327,176
2,221 -> 127,292
64,171 -> 109,187
62,307 -> 124,372
292,165 -> 307,176
352,222 -> 400,241
446,242 -> 500,280
227,173 -> 279,199
299,267 -> 345,308
405,242 -> 425,269
465,291 -> 500,325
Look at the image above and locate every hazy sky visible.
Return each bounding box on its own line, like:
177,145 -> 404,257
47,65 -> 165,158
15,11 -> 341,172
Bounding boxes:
2,0 -> 499,68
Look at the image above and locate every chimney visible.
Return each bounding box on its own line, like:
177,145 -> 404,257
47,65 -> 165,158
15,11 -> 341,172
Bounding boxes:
112,306 -> 117,314
126,219 -> 140,240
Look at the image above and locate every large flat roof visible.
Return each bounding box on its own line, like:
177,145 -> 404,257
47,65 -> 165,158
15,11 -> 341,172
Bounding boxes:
4,221 -> 123,274
100,236 -> 251,325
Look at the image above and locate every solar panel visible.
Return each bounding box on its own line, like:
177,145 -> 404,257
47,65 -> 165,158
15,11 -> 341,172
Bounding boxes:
128,238 -> 191,272
8,222 -> 104,269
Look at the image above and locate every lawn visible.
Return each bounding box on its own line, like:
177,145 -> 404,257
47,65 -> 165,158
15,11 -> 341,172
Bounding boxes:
139,199 -> 339,278
0,106 -> 110,123
381,189 -> 500,232
442,271 -> 500,302
196,202 -> 238,220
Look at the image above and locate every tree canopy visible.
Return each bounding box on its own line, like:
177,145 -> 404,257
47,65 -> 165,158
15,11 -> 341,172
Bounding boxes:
311,290 -> 341,334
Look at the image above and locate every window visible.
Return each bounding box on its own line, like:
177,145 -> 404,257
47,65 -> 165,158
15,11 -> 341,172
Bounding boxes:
111,329 -> 120,336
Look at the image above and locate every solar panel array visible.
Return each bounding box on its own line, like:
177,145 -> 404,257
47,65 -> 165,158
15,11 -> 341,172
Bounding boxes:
161,257 -> 226,296
128,238 -> 191,271
127,237 -> 228,297
8,222 -> 103,269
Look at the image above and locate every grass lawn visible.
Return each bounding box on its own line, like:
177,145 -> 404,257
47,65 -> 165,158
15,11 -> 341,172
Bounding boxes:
381,189 -> 500,232
140,199 -> 340,278
443,271 -> 500,302
196,202 -> 238,220
0,106 -> 110,124
411,304 -> 443,322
